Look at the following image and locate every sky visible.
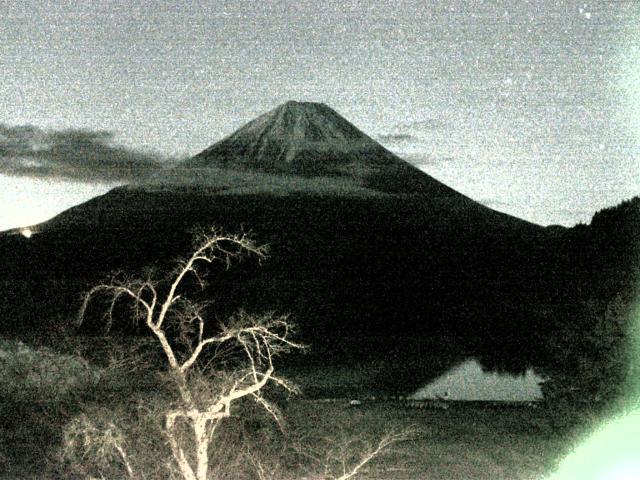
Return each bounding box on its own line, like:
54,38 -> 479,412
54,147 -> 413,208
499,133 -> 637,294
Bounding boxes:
1,0 -> 639,229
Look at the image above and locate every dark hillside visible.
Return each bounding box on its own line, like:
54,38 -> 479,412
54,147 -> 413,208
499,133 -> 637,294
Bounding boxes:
1,185 -> 550,390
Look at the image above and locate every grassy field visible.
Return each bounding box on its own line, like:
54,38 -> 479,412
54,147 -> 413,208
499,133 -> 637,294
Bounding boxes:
281,399 -> 591,480
0,401 -> 595,479
0,394 -> 594,479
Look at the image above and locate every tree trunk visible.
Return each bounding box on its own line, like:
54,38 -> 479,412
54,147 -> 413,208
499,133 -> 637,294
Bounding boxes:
166,414 -> 198,480
194,416 -> 210,480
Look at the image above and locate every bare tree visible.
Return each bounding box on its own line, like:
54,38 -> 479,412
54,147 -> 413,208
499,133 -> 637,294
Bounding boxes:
311,429 -> 415,480
74,227 -> 411,480
78,228 -> 303,480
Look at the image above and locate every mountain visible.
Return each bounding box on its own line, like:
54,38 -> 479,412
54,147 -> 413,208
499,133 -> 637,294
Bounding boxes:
158,101 -> 472,198
3,101 -> 625,395
185,101 -> 397,173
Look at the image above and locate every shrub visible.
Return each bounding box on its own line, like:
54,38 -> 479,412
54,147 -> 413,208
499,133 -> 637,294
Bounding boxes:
0,338 -> 99,404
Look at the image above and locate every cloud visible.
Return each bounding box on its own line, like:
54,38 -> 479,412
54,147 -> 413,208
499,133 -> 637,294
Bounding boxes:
377,133 -> 417,143
377,118 -> 450,149
0,124 -> 163,182
478,198 -> 514,210
378,118 -> 448,145
395,119 -> 448,131
404,153 -> 456,166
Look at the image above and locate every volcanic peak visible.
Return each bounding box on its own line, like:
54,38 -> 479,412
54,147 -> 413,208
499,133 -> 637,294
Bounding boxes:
172,101 -> 469,198
263,101 -> 369,144
183,101 -> 400,175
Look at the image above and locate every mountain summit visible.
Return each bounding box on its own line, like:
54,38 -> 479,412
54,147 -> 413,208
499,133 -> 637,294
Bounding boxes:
179,101 -> 459,196
184,101 -> 401,175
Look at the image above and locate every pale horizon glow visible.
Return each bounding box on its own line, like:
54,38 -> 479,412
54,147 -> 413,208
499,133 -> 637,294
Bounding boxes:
0,174 -> 117,231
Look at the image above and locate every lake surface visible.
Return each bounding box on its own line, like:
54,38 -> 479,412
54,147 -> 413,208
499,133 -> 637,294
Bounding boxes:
411,358 -> 545,402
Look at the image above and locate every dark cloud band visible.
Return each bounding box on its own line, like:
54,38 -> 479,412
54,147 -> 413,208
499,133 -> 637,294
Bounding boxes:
394,119 -> 448,131
0,124 -> 162,182
377,133 -> 417,142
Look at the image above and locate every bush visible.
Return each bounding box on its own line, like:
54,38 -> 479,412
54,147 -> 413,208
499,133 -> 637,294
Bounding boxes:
542,293 -> 634,408
0,338 -> 99,404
